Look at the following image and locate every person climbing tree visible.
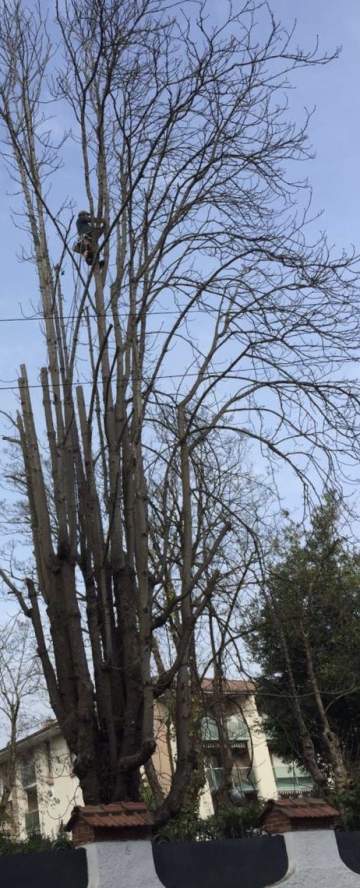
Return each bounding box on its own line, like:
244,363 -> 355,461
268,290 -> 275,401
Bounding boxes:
73,210 -> 105,267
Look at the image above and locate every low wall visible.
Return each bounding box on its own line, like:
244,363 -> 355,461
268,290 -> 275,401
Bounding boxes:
337,832 -> 360,874
153,835 -> 287,888
0,830 -> 360,887
282,830 -> 360,888
85,833 -> 360,888
0,847 -> 87,888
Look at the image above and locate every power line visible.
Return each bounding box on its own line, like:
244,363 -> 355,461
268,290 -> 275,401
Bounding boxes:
0,369 -> 269,392
0,308 -> 224,323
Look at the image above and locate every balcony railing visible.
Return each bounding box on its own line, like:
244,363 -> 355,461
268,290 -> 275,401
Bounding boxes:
206,766 -> 256,796
273,762 -> 313,794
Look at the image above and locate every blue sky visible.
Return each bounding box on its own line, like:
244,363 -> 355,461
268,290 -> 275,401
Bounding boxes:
262,0 -> 360,249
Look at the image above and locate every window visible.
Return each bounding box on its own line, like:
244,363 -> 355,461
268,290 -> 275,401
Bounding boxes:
201,716 -> 219,742
206,765 -> 257,799
231,766 -> 256,796
201,713 -> 249,743
226,713 -> 249,742
20,756 -> 36,788
25,809 -> 40,835
0,800 -> 14,835
25,786 -> 40,836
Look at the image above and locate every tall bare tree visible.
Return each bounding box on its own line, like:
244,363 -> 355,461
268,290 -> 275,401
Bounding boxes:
0,0 -> 359,819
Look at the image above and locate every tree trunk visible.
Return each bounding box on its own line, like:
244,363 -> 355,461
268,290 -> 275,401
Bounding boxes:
301,627 -> 349,792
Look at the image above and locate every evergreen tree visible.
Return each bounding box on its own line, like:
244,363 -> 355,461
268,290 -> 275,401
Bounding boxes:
249,493 -> 360,791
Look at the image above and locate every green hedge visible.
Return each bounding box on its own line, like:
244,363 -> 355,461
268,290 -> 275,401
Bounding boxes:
0,831 -> 72,856
156,801 -> 265,842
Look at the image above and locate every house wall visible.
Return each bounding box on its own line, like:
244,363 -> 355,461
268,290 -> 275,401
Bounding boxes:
242,695 -> 278,800
4,733 -> 83,840
36,735 -> 83,838
152,701 -> 215,818
152,701 -> 174,794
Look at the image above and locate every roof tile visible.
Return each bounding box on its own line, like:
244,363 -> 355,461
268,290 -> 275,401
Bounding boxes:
261,797 -> 339,822
67,802 -> 153,832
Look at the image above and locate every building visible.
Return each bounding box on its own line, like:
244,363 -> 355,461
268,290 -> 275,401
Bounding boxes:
0,721 -> 83,839
198,679 -> 313,816
0,682 -> 313,838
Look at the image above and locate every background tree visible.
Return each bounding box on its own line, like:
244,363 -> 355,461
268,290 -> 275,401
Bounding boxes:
0,617 -> 43,829
248,492 -> 360,794
0,0 -> 359,820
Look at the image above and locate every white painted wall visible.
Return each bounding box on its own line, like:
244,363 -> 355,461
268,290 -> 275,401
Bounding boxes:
243,695 -> 278,801
4,731 -> 83,839
83,830 -> 360,888
280,830 -> 360,888
85,840 -> 164,888
36,735 -> 83,837
198,784 -> 214,818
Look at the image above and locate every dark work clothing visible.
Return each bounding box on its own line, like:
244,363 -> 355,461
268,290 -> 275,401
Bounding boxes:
74,213 -> 105,269
76,216 -> 92,237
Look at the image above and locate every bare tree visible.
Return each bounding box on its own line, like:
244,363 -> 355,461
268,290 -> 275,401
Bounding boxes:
0,0 -> 359,820
0,616 -> 42,829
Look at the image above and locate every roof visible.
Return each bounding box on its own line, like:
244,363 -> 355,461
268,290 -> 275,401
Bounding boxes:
0,719 -> 60,761
201,678 -> 255,695
261,798 -> 339,822
66,802 -> 153,831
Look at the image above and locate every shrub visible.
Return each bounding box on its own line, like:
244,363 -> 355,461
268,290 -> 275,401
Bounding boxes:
0,830 -> 73,856
156,800 -> 264,842
332,783 -> 360,831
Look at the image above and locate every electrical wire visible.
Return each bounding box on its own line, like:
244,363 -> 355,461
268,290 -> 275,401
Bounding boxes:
0,308 -> 236,322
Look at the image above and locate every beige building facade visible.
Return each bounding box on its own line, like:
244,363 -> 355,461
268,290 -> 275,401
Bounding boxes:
0,682 -> 312,838
199,680 -> 278,815
0,723 -> 83,839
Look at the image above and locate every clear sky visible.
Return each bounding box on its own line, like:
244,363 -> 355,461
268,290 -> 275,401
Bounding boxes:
268,0 -> 360,249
